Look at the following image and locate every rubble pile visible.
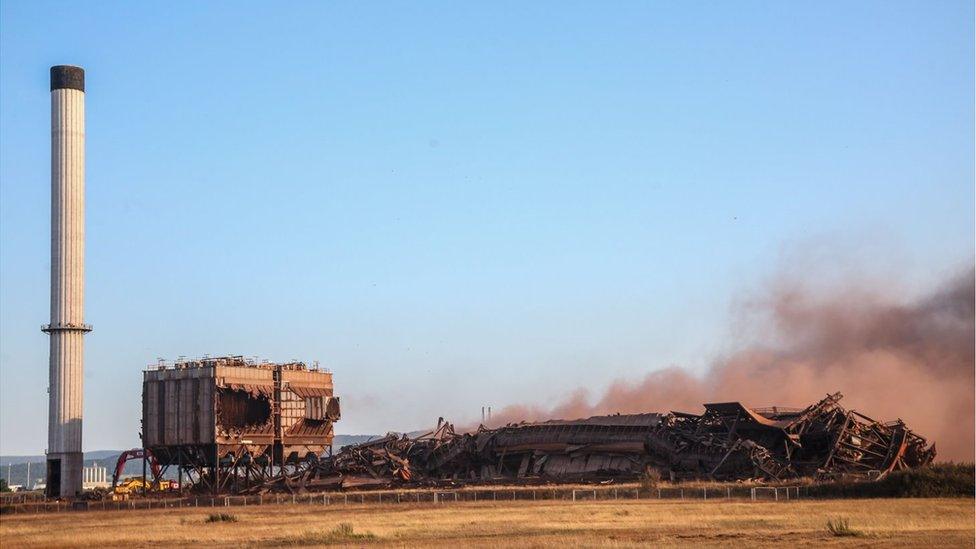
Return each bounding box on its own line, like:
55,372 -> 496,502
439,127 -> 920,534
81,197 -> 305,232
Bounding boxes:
645,392 -> 936,481
301,421 -> 460,491
276,392 -> 937,492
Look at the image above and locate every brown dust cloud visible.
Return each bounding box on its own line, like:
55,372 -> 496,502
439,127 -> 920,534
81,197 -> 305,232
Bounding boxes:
481,267 -> 975,461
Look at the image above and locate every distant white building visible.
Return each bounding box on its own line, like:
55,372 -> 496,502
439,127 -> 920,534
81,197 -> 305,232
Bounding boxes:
82,463 -> 109,490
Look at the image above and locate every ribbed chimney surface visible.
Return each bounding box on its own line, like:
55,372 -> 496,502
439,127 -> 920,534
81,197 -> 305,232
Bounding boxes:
44,65 -> 91,498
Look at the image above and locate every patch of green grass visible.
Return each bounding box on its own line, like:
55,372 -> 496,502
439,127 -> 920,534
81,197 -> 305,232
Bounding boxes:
809,463 -> 975,498
272,523 -> 378,546
205,513 -> 238,523
826,517 -> 863,537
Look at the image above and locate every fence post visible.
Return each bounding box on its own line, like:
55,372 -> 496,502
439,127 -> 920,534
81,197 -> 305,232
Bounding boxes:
703,488 -> 707,500
680,489 -> 684,500
727,487 -> 730,500
572,490 -> 576,502
657,488 -> 661,499
774,488 -> 778,501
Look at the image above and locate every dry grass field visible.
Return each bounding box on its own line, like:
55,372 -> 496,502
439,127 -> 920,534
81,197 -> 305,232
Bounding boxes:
1,498 -> 972,547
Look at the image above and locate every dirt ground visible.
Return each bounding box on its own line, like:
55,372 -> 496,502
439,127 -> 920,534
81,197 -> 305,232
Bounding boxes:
1,497 -> 972,547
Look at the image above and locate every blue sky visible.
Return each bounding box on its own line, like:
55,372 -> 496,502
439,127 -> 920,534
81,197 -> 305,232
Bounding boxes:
1,2 -> 972,453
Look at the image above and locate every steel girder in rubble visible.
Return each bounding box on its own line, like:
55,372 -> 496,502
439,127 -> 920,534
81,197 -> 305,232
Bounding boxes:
645,392 -> 935,481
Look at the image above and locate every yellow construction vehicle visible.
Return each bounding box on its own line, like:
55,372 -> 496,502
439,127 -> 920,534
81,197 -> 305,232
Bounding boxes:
111,477 -> 176,500
112,478 -> 141,500
110,448 -> 179,500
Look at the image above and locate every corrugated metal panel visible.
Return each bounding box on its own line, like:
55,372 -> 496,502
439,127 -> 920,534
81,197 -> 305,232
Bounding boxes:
143,381 -> 157,445
285,419 -> 334,437
216,365 -> 274,386
164,379 -> 176,445
288,386 -> 331,398
199,377 -> 213,442
144,367 -> 218,447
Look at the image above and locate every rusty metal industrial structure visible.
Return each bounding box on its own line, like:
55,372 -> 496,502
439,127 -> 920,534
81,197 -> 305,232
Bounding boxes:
643,392 -> 935,481
143,384 -> 934,494
296,413 -> 661,491
141,356 -> 340,494
273,392 -> 934,493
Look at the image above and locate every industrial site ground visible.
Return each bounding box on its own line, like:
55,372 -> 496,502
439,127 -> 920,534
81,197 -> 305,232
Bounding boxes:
1,497 -> 972,547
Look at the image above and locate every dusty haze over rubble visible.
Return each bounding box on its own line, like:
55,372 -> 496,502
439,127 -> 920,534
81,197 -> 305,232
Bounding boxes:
483,265 -> 975,461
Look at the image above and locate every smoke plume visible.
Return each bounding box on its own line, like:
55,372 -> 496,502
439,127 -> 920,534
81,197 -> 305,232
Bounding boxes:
482,267 -> 975,461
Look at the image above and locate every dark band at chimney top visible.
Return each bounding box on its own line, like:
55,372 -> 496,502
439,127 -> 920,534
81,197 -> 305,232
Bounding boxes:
50,65 -> 85,92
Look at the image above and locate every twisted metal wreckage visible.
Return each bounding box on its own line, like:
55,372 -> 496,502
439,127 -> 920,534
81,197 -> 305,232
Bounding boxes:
256,392 -> 935,493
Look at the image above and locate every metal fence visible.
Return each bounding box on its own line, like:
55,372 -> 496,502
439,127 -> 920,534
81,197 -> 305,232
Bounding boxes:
0,485 -> 811,515
0,492 -> 47,504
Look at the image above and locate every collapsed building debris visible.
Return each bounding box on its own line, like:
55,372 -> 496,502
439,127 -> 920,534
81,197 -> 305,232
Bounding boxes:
277,392 -> 934,492
645,392 -> 935,481
290,413 -> 660,492
141,382 -> 933,495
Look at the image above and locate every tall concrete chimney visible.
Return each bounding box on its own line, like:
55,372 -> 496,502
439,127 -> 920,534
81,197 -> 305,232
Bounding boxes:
44,65 -> 90,498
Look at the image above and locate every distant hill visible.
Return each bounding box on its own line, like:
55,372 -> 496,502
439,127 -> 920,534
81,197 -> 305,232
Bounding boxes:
1,450 -> 119,467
